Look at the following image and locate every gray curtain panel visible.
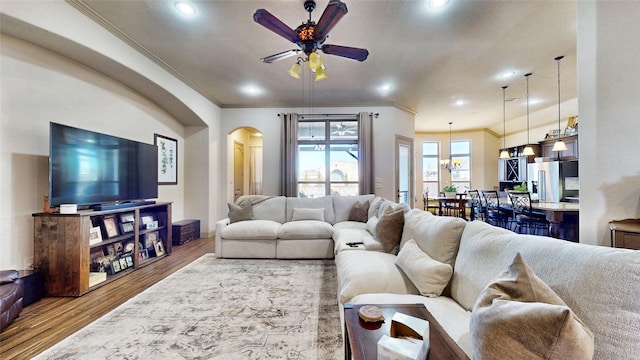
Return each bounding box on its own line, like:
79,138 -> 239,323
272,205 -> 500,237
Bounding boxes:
358,112 -> 374,195
280,113 -> 299,197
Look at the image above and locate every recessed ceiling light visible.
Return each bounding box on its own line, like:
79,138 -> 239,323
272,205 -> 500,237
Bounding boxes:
378,83 -> 393,96
241,84 -> 263,97
175,2 -> 196,16
454,99 -> 465,106
501,71 -> 516,78
428,0 -> 450,8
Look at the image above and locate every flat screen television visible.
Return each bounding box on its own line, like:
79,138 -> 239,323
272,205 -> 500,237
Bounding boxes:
49,122 -> 158,208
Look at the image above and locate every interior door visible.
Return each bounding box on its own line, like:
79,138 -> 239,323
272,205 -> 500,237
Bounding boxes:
395,136 -> 414,206
234,141 -> 244,202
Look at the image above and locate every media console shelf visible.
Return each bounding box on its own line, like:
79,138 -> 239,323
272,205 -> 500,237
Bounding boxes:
33,202 -> 172,296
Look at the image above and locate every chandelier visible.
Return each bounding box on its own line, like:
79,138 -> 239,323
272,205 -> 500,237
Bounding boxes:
441,122 -> 461,172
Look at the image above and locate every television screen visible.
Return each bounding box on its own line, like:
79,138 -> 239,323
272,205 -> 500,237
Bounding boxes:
49,122 -> 158,207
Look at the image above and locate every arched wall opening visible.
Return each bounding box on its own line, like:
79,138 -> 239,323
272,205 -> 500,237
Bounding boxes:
227,127 -> 264,203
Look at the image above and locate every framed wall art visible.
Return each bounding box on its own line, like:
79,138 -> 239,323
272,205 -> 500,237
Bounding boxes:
154,133 -> 178,185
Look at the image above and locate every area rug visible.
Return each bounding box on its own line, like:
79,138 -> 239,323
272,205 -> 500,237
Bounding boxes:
33,255 -> 342,359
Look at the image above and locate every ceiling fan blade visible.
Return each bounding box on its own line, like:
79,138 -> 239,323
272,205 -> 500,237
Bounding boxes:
260,49 -> 302,64
321,44 -> 369,62
253,9 -> 299,44
314,0 -> 348,41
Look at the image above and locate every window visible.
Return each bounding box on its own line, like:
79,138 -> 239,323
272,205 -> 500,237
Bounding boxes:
297,120 -> 359,197
422,141 -> 439,198
450,140 -> 471,192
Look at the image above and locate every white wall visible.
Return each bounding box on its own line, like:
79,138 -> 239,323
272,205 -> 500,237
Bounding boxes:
219,106 -> 414,219
577,1 -> 640,246
0,1 -> 223,268
0,35 -> 184,269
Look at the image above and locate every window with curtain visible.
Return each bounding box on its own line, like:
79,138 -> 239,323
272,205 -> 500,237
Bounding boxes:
451,140 -> 471,192
297,120 -> 359,197
422,141 -> 440,198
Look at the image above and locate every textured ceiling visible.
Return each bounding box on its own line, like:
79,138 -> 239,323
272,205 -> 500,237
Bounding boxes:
69,0 -> 577,133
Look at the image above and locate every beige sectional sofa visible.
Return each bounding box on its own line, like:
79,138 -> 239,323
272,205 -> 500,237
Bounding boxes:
215,194 -> 408,259
216,195 -> 640,358
335,208 -> 640,359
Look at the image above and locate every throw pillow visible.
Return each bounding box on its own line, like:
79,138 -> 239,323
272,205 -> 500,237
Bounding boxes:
395,239 -> 453,297
375,208 -> 404,253
470,253 -> 594,360
291,208 -> 325,221
227,202 -> 254,223
348,200 -> 370,223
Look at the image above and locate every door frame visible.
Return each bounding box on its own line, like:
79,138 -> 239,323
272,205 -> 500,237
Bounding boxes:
395,135 -> 414,207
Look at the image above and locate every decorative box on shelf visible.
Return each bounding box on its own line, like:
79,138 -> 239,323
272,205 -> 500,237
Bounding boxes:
172,219 -> 200,245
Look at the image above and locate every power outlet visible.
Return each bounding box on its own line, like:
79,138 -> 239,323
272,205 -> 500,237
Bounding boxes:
24,256 -> 34,270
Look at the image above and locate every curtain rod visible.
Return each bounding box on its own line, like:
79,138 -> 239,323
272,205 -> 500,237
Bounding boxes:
277,113 -> 379,118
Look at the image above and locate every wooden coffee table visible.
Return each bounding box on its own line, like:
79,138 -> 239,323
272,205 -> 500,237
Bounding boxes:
344,303 -> 469,360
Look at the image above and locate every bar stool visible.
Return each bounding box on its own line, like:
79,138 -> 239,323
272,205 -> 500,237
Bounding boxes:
467,190 -> 485,221
481,190 -> 513,230
507,191 -> 550,236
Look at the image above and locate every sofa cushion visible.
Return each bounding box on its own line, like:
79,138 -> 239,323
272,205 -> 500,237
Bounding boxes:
220,219 -> 280,240
378,199 -> 410,218
286,196 -> 335,224
395,239 -> 453,297
334,194 -> 375,223
452,220 -> 640,360
368,196 -> 385,220
375,209 -> 404,254
227,202 -> 255,223
251,196 -> 287,223
348,200 -> 370,223
400,209 -> 466,267
292,208 -> 325,221
470,253 -> 594,360
335,250 -> 419,303
278,220 -> 334,239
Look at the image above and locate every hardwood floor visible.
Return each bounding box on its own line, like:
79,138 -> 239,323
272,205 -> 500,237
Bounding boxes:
0,236 -> 214,360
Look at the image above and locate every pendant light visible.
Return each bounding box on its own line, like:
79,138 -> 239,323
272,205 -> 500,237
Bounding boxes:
522,73 -> 535,156
440,122 -> 461,172
499,86 -> 510,159
552,56 -> 568,152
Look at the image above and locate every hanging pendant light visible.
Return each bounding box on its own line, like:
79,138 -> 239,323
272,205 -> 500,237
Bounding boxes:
522,73 -> 535,156
552,56 -> 568,152
440,122 -> 460,172
499,86 -> 510,159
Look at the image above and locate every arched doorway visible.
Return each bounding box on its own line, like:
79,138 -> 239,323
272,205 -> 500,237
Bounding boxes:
228,127 -> 263,203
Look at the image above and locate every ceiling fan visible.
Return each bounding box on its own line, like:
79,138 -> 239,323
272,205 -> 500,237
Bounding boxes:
253,0 -> 369,80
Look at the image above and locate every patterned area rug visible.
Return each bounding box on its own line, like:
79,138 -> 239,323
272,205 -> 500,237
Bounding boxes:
34,255 -> 342,359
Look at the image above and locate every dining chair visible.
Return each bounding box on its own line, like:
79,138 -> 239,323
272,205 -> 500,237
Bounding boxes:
423,189 -> 440,215
481,190 -> 513,230
442,193 -> 467,219
506,191 -> 550,236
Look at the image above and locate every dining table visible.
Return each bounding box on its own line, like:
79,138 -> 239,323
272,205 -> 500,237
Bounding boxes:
432,196 -> 468,219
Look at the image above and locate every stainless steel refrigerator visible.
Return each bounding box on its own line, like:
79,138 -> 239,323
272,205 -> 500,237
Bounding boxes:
527,160 -> 579,202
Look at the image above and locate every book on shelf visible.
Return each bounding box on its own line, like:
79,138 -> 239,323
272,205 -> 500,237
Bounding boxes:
89,272 -> 107,287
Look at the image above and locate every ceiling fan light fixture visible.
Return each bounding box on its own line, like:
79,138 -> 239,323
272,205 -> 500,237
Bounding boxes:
308,52 -> 322,70
314,66 -> 328,81
288,62 -> 301,79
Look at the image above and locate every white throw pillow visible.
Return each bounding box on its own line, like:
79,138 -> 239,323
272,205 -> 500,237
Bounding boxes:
292,207 -> 325,221
395,239 -> 453,297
